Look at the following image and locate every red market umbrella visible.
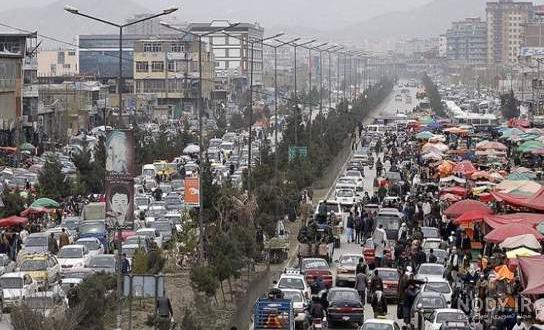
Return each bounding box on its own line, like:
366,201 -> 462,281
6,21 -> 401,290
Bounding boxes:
440,186 -> 468,197
484,223 -> 544,244
444,199 -> 492,219
454,160 -> 477,176
455,210 -> 492,224
0,215 -> 28,228
20,207 -> 50,217
476,141 -> 508,151
440,193 -> 462,203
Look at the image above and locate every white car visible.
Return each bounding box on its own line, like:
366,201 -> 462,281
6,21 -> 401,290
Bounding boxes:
335,188 -> 356,206
415,263 -> 446,282
422,238 -> 443,250
0,272 -> 39,309
421,279 -> 453,306
136,228 -> 163,248
279,288 -> 307,326
75,237 -> 104,257
424,308 -> 467,330
343,170 -> 364,188
57,245 -> 90,272
360,318 -> 401,330
275,271 -> 311,300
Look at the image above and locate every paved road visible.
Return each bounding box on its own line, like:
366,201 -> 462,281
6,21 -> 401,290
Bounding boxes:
326,84 -> 418,329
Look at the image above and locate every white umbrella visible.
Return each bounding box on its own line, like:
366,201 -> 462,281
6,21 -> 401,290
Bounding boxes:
183,144 -> 200,154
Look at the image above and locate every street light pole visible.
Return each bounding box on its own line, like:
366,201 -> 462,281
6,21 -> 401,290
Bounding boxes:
160,21 -> 240,262
65,5 -> 178,126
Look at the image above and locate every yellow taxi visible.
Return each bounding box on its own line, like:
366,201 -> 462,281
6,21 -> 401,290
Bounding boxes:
17,252 -> 60,289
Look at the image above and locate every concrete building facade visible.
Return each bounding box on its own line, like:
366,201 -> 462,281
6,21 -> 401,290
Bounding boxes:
37,49 -> 78,78
486,0 -> 533,65
446,17 -> 487,65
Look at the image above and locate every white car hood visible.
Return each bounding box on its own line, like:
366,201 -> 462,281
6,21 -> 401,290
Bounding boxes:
3,288 -> 23,299
59,258 -> 84,268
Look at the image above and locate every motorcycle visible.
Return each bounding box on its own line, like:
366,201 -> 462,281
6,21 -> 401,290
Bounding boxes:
309,317 -> 327,330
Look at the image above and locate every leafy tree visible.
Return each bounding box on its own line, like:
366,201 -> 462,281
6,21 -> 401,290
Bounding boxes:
213,104 -> 228,137
190,264 -> 219,298
0,191 -> 26,218
422,73 -> 446,117
38,155 -> 71,201
71,137 -> 102,194
500,89 -> 520,120
132,248 -> 148,274
93,136 -> 107,193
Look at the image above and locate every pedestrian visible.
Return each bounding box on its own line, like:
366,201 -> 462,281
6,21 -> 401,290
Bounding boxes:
370,289 -> 387,318
48,233 -> 58,254
428,248 -> 438,263
59,228 -> 70,248
355,257 -> 366,275
403,282 -> 418,325
354,270 -> 367,305
121,253 -> 130,274
512,316 -> 526,330
354,212 -> 363,244
346,212 -> 355,243
369,269 -> 384,297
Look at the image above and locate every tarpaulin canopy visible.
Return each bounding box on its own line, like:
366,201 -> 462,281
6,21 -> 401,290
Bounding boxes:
0,215 -> 27,228
440,193 -> 462,202
499,233 -> 543,250
506,247 -> 540,259
495,265 -> 515,281
30,198 -> 59,209
444,199 -> 492,218
518,255 -> 544,295
421,152 -> 443,161
494,180 -> 541,195
476,140 -> 508,151
484,213 -> 544,229
440,186 -> 468,197
20,207 -> 51,217
484,223 -> 544,243
415,131 -> 434,140
455,210 -> 492,224
454,160 -> 477,176
422,142 -> 448,153
507,172 -> 537,181
492,187 -> 544,212
439,175 -> 466,184
518,140 -> 544,153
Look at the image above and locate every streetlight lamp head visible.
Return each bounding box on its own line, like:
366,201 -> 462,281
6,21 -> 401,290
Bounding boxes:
64,5 -> 79,14
162,6 -> 178,14
159,21 -> 173,28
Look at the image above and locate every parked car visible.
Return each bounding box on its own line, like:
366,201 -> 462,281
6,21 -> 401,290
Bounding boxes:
376,267 -> 400,301
275,270 -> 311,300
135,228 -> 163,248
26,284 -> 68,317
85,254 -> 116,274
21,232 -> 54,254
75,237 -> 104,257
335,254 -> 364,287
279,288 -> 308,328
57,245 -> 90,273
411,292 -> 448,328
0,272 -> 39,310
326,287 -> 364,326
424,308 -> 468,330
300,258 -> 333,289
415,263 -> 446,282
360,318 -> 401,330
150,220 -> 173,243
421,280 -> 453,306
17,253 -> 61,288
421,227 -> 440,239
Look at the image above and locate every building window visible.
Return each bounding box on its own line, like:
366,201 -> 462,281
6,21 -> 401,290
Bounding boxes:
228,48 -> 241,57
229,37 -> 240,45
63,64 -> 71,69
213,36 -> 226,45
214,49 -> 226,57
152,61 -> 164,72
136,61 -> 149,72
57,52 -> 65,65
144,42 -> 162,52
68,51 -> 76,56
171,43 -> 185,52
50,64 -> 56,73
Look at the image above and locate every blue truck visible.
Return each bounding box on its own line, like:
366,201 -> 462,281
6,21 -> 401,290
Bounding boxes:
253,297 -> 294,330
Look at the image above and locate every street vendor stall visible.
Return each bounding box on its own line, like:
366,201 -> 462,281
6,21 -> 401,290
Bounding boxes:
484,223 -> 544,244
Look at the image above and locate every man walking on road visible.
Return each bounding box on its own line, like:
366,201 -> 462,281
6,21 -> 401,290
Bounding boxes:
346,212 -> 355,243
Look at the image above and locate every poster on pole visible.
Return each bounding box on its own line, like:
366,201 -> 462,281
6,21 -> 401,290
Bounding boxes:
184,177 -> 200,206
105,129 -> 135,227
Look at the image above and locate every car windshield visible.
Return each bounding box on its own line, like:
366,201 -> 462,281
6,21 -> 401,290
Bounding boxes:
345,171 -> 360,177
339,256 -> 360,266
361,324 -> 393,330
0,277 -> 22,288
378,270 -> 399,281
337,190 -> 354,197
422,228 -> 439,237
148,209 -> 165,217
20,260 -> 47,271
278,278 -> 304,290
419,265 -> 443,275
137,231 -> 154,238
122,247 -> 138,258
135,198 -> 148,206
58,247 -> 83,258
125,237 -> 147,246
79,223 -> 105,234
88,256 -> 114,268
375,217 -> 400,230
323,203 -> 340,213
153,223 -> 171,231
425,282 -> 451,294
282,291 -> 303,303
302,260 -> 329,270
63,220 -> 79,230
436,312 -> 467,323
329,290 -> 359,302
143,169 -> 155,177
423,241 -> 441,249
418,297 -> 445,308
26,236 -> 48,247
78,240 -> 100,251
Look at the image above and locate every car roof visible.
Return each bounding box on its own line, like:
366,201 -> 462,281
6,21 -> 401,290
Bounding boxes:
376,267 -> 397,272
419,263 -> 444,268
329,287 -> 357,292
122,244 -> 141,248
418,291 -> 444,297
60,244 -> 85,250
76,237 -> 99,242
339,253 -> 363,258
28,232 -> 49,237
364,319 -> 396,325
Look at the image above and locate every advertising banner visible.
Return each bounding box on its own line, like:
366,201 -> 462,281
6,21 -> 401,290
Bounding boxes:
184,177 -> 200,206
105,130 -> 135,226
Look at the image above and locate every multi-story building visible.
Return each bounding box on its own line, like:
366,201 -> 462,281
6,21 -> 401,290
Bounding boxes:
446,17 -> 487,65
188,21 -> 264,85
132,37 -> 214,117
439,35 -> 448,58
37,49 -> 78,78
486,0 -> 533,65
125,14 -> 184,36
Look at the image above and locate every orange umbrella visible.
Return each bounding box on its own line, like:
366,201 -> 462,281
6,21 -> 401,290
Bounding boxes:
454,160 -> 477,176
455,210 -> 490,224
495,265 -> 514,281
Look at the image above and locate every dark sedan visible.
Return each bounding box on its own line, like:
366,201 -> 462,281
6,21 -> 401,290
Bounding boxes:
326,287 -> 364,327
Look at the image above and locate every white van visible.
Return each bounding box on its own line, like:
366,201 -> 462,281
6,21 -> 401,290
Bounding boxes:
142,164 -> 156,179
